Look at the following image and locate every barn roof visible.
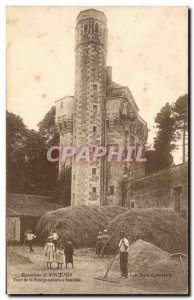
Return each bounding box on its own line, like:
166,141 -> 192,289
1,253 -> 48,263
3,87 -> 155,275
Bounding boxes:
6,193 -> 62,217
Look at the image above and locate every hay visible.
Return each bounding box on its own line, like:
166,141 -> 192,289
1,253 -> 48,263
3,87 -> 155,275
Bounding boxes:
107,208 -> 187,254
7,248 -> 33,265
36,205 -> 127,248
112,239 -> 188,293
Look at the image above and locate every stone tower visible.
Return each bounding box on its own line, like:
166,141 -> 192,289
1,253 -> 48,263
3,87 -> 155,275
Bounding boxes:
55,8 -> 148,207
71,9 -> 108,206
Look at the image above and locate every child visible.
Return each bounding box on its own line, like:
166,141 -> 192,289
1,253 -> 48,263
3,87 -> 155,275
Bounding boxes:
64,241 -> 74,268
44,237 -> 55,269
55,244 -> 64,269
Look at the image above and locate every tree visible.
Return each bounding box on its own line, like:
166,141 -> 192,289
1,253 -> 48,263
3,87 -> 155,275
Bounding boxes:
145,103 -> 176,174
6,109 -> 60,196
145,149 -> 158,175
7,107 -> 72,205
171,94 -> 188,163
154,103 -> 176,169
55,164 -> 72,206
6,111 -> 28,193
37,106 -> 72,205
37,106 -> 59,147
23,129 -> 57,195
37,106 -> 61,197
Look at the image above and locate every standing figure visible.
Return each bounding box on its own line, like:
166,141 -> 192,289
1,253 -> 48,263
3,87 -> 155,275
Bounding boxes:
55,244 -> 64,269
101,229 -> 109,257
45,238 -> 55,269
64,241 -> 74,268
49,230 -> 58,251
24,230 -> 36,253
119,231 -> 129,279
96,231 -> 102,256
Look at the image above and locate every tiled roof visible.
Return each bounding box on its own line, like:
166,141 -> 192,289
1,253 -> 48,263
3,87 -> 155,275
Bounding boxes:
6,193 -> 62,217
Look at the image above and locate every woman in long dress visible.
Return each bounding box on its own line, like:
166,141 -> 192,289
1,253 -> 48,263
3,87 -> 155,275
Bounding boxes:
64,242 -> 74,268
44,238 -> 55,268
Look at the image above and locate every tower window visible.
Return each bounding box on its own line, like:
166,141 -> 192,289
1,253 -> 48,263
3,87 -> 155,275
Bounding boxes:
93,105 -> 97,113
109,186 -> 114,195
60,102 -> 63,108
94,23 -> 99,34
84,22 -> 89,34
106,119 -> 110,130
93,84 -> 97,91
92,168 -> 96,175
92,187 -> 97,194
93,126 -> 97,133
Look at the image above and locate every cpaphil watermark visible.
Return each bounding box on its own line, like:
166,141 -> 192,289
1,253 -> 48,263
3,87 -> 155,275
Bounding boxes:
47,144 -> 147,163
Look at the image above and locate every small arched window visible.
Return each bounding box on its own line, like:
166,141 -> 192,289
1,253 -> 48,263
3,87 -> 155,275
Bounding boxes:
84,22 -> 89,34
94,23 -> 99,34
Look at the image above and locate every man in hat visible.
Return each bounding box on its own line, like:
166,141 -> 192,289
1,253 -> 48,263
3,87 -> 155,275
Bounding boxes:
119,231 -> 129,279
96,231 -> 103,256
24,230 -> 36,253
101,229 -> 110,257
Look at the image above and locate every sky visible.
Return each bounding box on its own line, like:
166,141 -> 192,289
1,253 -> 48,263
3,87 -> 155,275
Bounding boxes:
6,6 -> 188,163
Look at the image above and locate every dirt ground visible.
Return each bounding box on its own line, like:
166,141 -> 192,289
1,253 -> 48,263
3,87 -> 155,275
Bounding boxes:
6,245 -> 187,295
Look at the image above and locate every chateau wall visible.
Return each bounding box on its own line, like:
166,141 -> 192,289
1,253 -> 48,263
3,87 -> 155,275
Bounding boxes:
104,96 -> 147,206
55,96 -> 74,171
123,163 -> 188,210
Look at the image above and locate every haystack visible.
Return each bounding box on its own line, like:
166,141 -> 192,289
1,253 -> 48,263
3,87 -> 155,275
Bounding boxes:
107,208 -> 187,254
36,205 -> 127,248
112,239 -> 188,293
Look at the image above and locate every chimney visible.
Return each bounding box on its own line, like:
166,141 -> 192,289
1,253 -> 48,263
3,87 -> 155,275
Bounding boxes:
106,66 -> 112,86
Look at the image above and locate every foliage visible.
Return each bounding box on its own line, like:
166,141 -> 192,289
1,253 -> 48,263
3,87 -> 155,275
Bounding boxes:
145,149 -> 158,175
146,102 -> 178,174
55,164 -> 72,206
153,103 -> 176,169
6,111 -> 28,193
6,109 -> 59,196
37,106 -> 59,147
24,129 -> 58,195
171,94 -> 188,162
171,94 -> 188,131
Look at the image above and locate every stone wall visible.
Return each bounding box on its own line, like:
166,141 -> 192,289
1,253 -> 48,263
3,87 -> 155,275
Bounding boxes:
123,163 -> 188,211
104,92 -> 148,206
55,96 -> 74,171
7,217 -> 20,243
